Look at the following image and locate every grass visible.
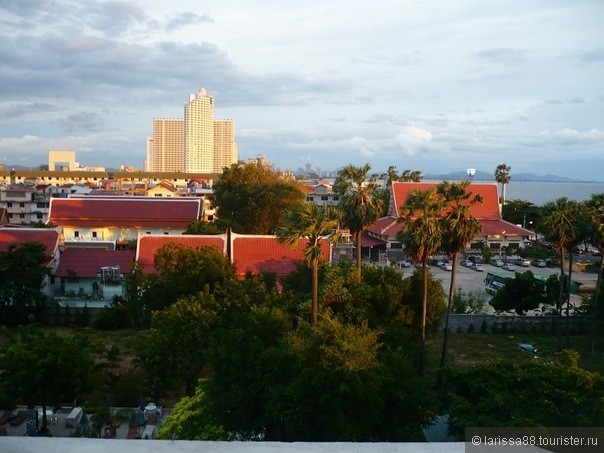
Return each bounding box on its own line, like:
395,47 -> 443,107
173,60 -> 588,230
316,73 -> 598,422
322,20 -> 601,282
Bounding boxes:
425,331 -> 604,381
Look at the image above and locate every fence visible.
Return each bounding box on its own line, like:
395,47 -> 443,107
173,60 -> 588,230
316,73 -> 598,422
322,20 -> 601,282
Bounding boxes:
440,314 -> 590,334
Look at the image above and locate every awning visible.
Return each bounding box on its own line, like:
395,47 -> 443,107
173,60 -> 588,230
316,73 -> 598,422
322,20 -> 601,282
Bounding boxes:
359,235 -> 387,248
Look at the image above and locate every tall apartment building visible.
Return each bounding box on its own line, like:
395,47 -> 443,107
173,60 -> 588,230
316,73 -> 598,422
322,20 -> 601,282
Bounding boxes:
214,119 -> 238,172
184,89 -> 215,173
152,118 -> 185,172
147,89 -> 238,173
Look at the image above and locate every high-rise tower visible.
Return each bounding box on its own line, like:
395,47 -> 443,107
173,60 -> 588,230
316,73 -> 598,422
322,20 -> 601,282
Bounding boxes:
184,89 -> 214,173
214,119 -> 238,172
152,118 -> 184,172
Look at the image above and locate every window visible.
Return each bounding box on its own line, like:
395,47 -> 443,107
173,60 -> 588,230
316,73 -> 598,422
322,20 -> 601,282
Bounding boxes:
19,202 -> 25,208
92,232 -> 97,238
321,195 -> 328,201
36,213 -> 43,219
333,196 -> 339,201
7,202 -> 12,208
306,196 -> 314,202
74,231 -> 80,238
19,214 -> 25,219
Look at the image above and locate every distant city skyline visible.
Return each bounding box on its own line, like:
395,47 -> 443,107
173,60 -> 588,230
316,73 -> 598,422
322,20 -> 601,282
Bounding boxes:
0,1 -> 602,180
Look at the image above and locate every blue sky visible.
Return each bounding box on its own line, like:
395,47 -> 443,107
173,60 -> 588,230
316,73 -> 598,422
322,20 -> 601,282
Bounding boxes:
0,0 -> 603,179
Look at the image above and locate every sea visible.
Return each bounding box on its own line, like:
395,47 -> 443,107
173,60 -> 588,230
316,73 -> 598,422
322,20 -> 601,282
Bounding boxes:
503,181 -> 604,205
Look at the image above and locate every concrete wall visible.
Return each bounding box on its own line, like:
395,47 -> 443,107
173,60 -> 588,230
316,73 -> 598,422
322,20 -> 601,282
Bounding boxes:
440,314 -> 590,334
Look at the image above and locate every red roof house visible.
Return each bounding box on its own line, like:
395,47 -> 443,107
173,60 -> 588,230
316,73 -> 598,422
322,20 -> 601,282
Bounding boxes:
231,234 -> 332,278
377,181 -> 533,251
0,227 -> 61,267
135,234 -> 228,274
55,249 -> 136,278
47,197 -> 203,243
48,197 -> 202,229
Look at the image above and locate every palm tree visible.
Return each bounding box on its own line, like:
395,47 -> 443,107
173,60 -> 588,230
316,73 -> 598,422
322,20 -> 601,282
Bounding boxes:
276,204 -> 341,325
334,164 -> 384,282
586,193 -> 604,352
396,187 -> 446,376
541,198 -> 578,348
494,163 -> 511,206
435,180 -> 483,388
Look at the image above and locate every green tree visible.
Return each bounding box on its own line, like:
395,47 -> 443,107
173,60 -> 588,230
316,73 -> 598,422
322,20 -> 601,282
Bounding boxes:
541,198 -> 580,347
494,163 -> 511,206
490,271 -> 548,315
334,164 -> 384,282
149,293 -> 219,396
0,325 -> 94,432
436,180 -> 483,387
0,241 -> 51,326
276,204 -> 340,325
400,169 -> 422,182
212,163 -> 305,234
400,269 -> 447,333
156,381 -> 226,440
184,220 -> 221,235
585,193 -> 604,351
445,350 -> 604,435
142,243 -> 234,315
502,198 -> 540,229
396,187 -> 445,376
270,311 -> 384,441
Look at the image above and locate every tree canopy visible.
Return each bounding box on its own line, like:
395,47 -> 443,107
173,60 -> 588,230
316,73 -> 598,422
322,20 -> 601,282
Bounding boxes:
0,241 -> 51,325
0,325 -> 94,431
212,163 -> 305,234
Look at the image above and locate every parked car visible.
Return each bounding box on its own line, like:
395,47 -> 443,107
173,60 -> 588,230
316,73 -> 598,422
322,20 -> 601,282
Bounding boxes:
532,259 -> 546,268
461,259 -> 473,267
515,258 -> 530,267
545,258 -> 555,268
395,260 -> 411,268
471,263 -> 484,272
439,261 -> 453,271
502,263 -> 515,271
491,259 -> 504,267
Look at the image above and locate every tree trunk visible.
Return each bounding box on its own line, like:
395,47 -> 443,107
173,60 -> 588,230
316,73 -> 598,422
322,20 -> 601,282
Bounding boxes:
557,249 -> 566,350
311,260 -> 319,326
355,229 -> 362,283
419,255 -> 428,377
436,252 -> 458,388
566,251 -> 573,347
590,254 -> 603,354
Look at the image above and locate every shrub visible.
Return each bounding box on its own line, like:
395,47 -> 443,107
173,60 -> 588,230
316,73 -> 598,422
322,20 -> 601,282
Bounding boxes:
94,307 -> 131,330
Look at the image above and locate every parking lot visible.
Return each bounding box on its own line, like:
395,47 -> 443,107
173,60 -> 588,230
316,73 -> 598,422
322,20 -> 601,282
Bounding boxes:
394,258 -> 598,303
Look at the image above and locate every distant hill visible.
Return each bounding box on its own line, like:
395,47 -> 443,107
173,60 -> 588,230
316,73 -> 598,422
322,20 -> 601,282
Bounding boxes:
423,170 -> 602,183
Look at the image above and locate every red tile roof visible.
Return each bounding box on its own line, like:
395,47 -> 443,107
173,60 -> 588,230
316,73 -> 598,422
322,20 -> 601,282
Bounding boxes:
55,250 -> 136,278
0,227 -> 60,264
389,182 -> 501,220
48,197 -> 201,228
136,234 -> 227,274
480,220 -> 533,237
366,216 -> 402,237
231,234 -> 332,277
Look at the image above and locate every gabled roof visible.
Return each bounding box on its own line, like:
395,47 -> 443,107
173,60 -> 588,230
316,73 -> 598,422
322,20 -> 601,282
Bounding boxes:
55,250 -> 136,278
48,197 -> 202,228
0,227 -> 61,265
366,216 -> 401,237
231,234 -> 331,277
136,234 -> 227,274
480,219 -> 533,237
389,182 -> 501,220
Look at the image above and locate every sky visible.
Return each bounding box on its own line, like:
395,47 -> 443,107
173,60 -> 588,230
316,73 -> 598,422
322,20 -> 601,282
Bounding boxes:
0,0 -> 603,180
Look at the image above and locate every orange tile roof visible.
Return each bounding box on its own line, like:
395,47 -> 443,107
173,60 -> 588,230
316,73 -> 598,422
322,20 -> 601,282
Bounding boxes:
136,234 -> 227,274
0,227 -> 60,264
48,197 -> 201,228
231,234 -> 332,277
389,182 -> 501,220
55,250 -> 136,277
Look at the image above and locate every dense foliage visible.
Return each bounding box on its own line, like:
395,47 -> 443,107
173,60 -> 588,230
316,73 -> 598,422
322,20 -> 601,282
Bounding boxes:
445,350 -> 604,436
212,163 -> 305,234
0,241 -> 51,325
